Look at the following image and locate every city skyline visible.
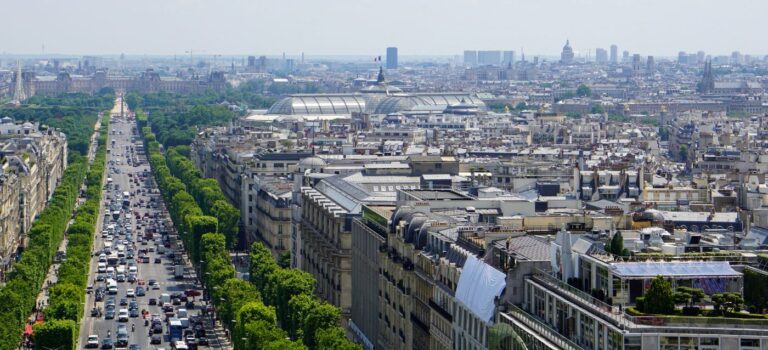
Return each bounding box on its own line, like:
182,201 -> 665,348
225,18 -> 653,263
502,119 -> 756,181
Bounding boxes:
2,0 -> 767,57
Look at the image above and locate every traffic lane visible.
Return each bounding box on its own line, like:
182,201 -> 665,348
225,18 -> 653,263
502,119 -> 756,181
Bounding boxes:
85,115 -> 210,349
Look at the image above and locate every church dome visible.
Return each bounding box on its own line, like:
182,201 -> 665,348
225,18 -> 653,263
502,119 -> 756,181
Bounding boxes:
299,156 -> 326,172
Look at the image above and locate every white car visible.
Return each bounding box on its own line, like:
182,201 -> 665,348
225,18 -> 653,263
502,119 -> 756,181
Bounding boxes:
118,309 -> 129,322
126,289 -> 135,298
86,334 -> 99,348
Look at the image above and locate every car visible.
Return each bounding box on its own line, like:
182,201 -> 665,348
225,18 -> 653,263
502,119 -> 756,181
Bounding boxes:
116,274 -> 126,282
100,338 -> 113,349
96,274 -> 106,282
86,335 -> 99,348
118,309 -> 129,322
104,309 -> 115,320
120,298 -> 128,306
184,335 -> 198,350
150,335 -> 162,344
91,307 -> 100,317
136,287 -> 146,296
155,257 -> 162,264
129,308 -> 139,318
148,298 -> 157,306
128,345 -> 140,350
126,289 -> 135,298
172,298 -> 181,306
152,323 -> 163,334
127,275 -> 137,283
129,300 -> 138,310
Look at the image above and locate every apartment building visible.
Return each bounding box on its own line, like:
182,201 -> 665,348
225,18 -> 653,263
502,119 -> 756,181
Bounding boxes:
0,120 -> 67,278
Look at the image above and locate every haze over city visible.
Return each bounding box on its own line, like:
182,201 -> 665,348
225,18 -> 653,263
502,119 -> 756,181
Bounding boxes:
4,1 -> 768,350
2,0 -> 767,56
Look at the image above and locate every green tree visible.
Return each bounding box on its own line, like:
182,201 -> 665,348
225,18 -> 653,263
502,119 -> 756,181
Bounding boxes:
607,231 -> 628,256
673,286 -> 705,310
639,276 -> 675,314
591,104 -> 605,114
576,84 -> 592,97
219,278 -> 261,326
33,319 -> 77,350
712,292 -> 744,315
263,338 -> 308,350
186,215 -> 218,263
278,252 -> 291,269
744,268 -> 768,313
211,200 -> 240,249
315,327 -> 363,350
239,320 -> 287,350
272,269 -> 315,328
678,145 -> 688,162
250,242 -> 279,294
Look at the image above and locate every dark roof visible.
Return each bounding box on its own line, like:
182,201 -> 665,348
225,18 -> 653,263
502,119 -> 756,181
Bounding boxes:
256,152 -> 313,161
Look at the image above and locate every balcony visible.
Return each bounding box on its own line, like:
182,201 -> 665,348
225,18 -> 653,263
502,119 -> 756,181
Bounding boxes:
429,299 -> 452,322
501,303 -> 581,350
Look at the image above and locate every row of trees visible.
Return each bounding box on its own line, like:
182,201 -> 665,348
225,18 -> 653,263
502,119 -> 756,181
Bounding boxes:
0,105 -> 111,350
138,111 -> 359,349
164,147 -> 240,249
137,114 -> 220,266
248,242 -> 360,350
138,115 -> 304,349
35,114 -> 111,349
1,92 -> 114,158
127,92 -> 237,147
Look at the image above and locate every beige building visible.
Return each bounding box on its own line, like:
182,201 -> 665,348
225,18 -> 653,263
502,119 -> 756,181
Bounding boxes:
0,120 -> 67,278
252,178 -> 292,258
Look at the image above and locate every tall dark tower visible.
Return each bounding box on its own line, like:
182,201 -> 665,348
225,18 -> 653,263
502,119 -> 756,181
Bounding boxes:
699,60 -> 715,94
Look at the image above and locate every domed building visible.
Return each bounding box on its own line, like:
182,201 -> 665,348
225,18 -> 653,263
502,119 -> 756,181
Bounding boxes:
561,40 -> 574,64
266,67 -> 485,116
298,156 -> 326,173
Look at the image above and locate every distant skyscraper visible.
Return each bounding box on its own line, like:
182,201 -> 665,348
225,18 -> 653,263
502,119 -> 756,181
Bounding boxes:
478,51 -> 501,66
595,48 -> 608,64
247,56 -> 256,69
560,40 -> 574,64
610,45 -> 618,64
646,56 -> 655,73
697,51 -> 706,64
502,51 -> 515,65
678,51 -> 688,64
386,47 -> 398,69
463,50 -> 478,67
622,50 -> 630,63
632,54 -> 641,73
731,51 -> 743,65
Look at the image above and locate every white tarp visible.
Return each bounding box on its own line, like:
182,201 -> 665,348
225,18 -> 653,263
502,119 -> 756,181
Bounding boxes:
455,255 -> 506,322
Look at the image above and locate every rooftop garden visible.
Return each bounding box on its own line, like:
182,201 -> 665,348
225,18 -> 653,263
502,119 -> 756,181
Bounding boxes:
627,275 -> 768,324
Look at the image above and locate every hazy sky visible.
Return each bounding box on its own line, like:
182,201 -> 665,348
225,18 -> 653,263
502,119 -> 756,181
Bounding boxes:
3,0 -> 766,58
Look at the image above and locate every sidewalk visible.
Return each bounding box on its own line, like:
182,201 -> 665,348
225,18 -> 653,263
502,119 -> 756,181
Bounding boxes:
22,112 -> 104,348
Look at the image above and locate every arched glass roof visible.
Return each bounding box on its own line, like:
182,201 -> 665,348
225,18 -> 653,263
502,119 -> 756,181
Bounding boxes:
373,93 -> 486,114
267,94 -> 366,115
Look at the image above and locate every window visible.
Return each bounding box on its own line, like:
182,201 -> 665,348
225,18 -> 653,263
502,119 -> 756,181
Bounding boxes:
741,339 -> 760,349
435,163 -> 442,169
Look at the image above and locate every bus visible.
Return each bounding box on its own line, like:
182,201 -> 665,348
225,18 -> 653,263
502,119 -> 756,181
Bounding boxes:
169,318 -> 183,341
